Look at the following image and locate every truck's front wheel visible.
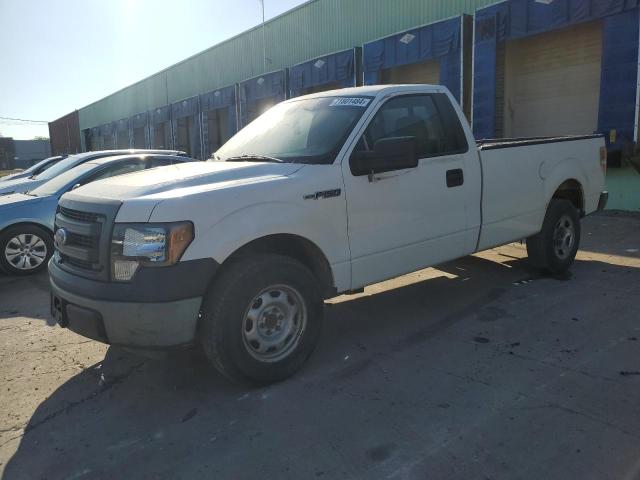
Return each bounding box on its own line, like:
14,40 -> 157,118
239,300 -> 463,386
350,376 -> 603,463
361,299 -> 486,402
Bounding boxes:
199,254 -> 323,384
526,199 -> 581,274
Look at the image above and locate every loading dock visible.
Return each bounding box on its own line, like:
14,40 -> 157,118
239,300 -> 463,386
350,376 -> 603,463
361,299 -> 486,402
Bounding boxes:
130,112 -> 149,149
149,105 -> 173,150
239,70 -> 287,127
200,85 -> 237,159
473,0 -> 639,163
114,118 -> 130,149
171,96 -> 202,159
363,15 -> 473,117
289,48 -> 360,98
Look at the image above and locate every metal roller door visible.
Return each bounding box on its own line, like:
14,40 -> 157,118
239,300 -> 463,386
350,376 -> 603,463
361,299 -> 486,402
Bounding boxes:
503,21 -> 603,138
380,59 -> 440,85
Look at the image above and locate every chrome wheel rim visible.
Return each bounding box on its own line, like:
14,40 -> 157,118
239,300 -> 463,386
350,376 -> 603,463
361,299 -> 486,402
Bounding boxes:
242,284 -> 307,363
553,214 -> 575,260
4,233 -> 47,270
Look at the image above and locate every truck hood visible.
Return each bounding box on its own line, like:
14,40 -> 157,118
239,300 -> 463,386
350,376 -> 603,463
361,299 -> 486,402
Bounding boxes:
66,161 -> 304,201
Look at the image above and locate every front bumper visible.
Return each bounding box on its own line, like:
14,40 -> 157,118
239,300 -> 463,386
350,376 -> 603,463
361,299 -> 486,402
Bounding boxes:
49,257 -> 218,348
50,279 -> 202,348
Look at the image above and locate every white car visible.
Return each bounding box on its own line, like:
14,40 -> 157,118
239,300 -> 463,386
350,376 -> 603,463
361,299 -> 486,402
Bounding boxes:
49,85 -> 608,384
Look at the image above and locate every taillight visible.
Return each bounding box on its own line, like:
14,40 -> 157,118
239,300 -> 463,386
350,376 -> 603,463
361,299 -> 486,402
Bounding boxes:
599,146 -> 607,176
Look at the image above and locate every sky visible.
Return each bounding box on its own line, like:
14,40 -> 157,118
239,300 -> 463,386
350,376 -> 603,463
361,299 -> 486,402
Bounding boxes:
0,0 -> 307,139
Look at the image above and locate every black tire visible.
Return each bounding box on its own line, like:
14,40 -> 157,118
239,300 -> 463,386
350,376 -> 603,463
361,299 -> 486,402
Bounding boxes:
0,224 -> 53,276
199,254 -> 324,385
526,199 -> 581,274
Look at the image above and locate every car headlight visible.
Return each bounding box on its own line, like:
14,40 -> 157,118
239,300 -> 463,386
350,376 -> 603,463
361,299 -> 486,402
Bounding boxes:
110,222 -> 194,281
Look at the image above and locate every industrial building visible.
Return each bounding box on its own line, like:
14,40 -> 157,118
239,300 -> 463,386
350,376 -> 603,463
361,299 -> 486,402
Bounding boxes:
0,138 -> 52,169
48,0 -> 640,210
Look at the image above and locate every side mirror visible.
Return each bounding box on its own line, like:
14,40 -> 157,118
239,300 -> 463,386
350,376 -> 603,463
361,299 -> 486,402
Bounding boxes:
350,136 -> 418,177
71,183 -> 82,190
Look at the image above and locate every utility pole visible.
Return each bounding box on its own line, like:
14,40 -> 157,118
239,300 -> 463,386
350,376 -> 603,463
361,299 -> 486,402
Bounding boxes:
259,0 -> 266,71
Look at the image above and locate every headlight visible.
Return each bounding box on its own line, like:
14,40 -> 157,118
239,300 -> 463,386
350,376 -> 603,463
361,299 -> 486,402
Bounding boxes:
110,222 -> 194,281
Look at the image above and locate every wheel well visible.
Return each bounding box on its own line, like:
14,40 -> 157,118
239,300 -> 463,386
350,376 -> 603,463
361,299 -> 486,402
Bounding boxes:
552,179 -> 584,216
223,234 -> 336,298
0,222 -> 52,237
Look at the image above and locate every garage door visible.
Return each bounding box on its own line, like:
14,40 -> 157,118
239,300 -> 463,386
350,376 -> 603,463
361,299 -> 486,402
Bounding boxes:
503,21 -> 602,138
380,59 -> 440,85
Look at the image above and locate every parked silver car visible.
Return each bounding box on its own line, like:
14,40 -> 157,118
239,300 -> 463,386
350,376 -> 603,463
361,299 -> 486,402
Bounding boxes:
0,155 -> 66,182
0,149 -> 188,196
0,153 -> 193,275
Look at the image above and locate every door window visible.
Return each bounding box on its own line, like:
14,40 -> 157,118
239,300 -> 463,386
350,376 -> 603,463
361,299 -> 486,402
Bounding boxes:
354,94 -> 467,158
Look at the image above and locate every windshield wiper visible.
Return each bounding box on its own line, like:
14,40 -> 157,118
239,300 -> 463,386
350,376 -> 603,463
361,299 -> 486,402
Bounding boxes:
23,191 -> 38,197
224,154 -> 284,163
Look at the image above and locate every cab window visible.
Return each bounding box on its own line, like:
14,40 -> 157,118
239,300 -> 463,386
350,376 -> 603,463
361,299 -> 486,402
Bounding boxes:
355,94 -> 467,158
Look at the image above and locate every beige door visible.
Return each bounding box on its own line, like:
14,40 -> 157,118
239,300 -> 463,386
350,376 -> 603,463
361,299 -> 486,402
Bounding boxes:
381,59 -> 441,85
503,21 -> 603,138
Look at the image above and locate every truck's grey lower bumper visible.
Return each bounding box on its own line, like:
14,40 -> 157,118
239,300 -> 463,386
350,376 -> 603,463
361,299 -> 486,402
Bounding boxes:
50,278 -> 202,348
597,191 -> 609,211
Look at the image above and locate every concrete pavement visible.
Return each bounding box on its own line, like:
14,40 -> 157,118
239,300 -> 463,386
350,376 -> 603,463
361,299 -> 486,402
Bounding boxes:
1,211 -> 639,480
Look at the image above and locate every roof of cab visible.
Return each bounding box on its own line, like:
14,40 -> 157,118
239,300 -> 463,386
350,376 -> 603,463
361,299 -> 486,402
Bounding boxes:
285,84 -> 447,102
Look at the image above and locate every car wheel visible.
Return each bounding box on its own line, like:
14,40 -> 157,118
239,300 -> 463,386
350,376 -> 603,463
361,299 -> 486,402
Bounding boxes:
0,225 -> 53,275
199,254 -> 324,385
526,199 -> 581,274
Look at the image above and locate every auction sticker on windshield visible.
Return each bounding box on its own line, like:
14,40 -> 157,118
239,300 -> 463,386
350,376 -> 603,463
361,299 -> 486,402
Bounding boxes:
330,97 -> 371,107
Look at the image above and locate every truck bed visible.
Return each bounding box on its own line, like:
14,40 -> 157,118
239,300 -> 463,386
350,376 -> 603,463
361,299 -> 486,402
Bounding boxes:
475,134 -> 605,252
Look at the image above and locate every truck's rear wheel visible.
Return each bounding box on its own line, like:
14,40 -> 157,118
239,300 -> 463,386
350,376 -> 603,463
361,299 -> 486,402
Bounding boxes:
199,254 -> 323,384
526,199 -> 580,274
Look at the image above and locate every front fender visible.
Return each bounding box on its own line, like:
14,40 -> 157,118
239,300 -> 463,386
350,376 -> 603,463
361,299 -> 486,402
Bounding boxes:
180,200 -> 351,292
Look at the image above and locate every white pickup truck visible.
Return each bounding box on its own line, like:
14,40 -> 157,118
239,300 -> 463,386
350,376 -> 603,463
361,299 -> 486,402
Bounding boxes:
50,85 -> 608,383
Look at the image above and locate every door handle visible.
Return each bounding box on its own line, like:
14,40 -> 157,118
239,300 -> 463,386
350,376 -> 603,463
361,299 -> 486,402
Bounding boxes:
446,169 -> 464,188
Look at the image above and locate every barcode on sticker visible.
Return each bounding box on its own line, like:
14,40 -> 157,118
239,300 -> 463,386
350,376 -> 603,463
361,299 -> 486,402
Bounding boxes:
330,97 -> 371,107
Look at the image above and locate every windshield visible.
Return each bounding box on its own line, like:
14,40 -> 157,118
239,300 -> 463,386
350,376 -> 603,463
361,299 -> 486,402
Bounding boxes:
215,96 -> 372,165
34,155 -> 84,181
30,163 -> 95,197
26,157 -> 60,175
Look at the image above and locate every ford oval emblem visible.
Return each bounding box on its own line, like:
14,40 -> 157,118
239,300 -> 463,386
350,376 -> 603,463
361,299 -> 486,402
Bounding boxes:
54,228 -> 68,248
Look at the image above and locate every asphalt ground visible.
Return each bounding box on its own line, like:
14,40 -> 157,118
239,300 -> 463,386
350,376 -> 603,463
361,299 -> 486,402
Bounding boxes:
1,211 -> 639,480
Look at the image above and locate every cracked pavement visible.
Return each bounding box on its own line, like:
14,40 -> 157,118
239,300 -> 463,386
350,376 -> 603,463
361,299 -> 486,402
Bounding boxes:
1,212 -> 639,479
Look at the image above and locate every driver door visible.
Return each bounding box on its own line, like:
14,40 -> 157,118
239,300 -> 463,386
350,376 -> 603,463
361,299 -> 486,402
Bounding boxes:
342,93 -> 474,288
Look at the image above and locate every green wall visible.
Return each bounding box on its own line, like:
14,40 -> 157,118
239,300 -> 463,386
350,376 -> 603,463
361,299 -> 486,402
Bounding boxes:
606,167 -> 640,212
78,0 -> 496,130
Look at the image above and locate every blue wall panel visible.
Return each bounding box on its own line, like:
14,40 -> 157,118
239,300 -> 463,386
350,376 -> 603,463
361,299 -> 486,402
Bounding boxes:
598,9 -> 640,150
289,49 -> 357,97
200,85 -> 238,159
473,0 -> 640,143
363,16 -> 464,102
239,70 -> 287,127
171,96 -> 202,159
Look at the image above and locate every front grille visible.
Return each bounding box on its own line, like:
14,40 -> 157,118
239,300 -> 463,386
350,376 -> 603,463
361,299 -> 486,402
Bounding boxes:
55,207 -> 104,273
67,232 -> 95,248
58,206 -> 100,223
